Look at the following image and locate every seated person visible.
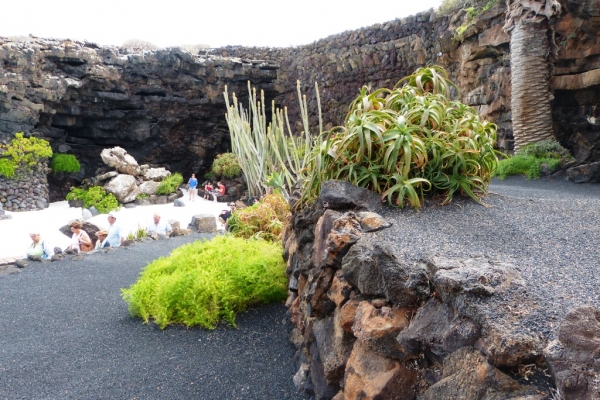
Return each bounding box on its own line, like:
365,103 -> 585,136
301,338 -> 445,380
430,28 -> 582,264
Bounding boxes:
210,181 -> 226,202
203,181 -> 214,200
94,230 -> 111,249
24,232 -> 55,261
218,202 -> 236,230
147,213 -> 172,236
67,221 -> 93,253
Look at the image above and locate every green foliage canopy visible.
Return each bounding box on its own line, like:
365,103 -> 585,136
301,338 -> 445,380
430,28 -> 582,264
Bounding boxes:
66,186 -> 120,214
121,236 -> 288,329
0,132 -> 53,178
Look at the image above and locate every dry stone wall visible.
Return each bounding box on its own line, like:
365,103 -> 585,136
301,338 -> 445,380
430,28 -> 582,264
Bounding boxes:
0,162 -> 49,211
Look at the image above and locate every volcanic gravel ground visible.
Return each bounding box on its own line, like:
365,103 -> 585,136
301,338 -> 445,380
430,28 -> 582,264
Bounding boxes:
370,176 -> 600,339
0,233 -> 306,400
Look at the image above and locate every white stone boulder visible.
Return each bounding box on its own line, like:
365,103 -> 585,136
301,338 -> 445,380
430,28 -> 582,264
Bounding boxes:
100,146 -> 141,176
139,180 -> 160,195
104,174 -> 142,203
143,167 -> 171,182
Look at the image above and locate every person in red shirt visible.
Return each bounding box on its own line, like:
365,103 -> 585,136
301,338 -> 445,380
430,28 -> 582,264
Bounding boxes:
203,181 -> 213,200
217,182 -> 226,195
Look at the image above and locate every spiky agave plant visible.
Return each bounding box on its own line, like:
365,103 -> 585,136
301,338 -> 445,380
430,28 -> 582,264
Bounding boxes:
300,66 -> 498,208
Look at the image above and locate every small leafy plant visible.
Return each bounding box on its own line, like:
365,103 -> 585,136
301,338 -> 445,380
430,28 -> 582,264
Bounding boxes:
66,186 -> 120,214
121,235 -> 288,329
495,139 -> 572,179
126,225 -> 147,240
136,193 -> 149,200
50,154 -> 81,174
228,192 -> 291,242
156,172 -> 183,195
211,153 -> 242,178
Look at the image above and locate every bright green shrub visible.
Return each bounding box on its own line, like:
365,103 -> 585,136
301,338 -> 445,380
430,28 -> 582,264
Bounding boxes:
121,236 -> 288,329
301,66 -> 498,208
0,158 -> 15,178
494,139 -> 571,179
211,153 -> 242,178
50,154 -> 81,174
66,186 -> 120,214
496,156 -> 561,179
156,172 -> 183,195
228,192 -> 290,242
0,132 -> 52,178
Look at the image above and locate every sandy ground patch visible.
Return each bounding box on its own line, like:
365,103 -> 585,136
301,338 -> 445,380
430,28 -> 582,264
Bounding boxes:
0,190 -> 230,259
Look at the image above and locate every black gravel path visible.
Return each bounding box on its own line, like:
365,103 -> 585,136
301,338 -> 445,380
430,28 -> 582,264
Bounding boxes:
374,176 -> 600,340
0,233 -> 305,400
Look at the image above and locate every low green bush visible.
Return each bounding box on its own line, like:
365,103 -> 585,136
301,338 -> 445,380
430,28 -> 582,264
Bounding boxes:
66,186 -> 120,214
156,172 -> 183,195
211,153 -> 242,178
495,155 -> 562,179
228,192 -> 290,242
121,236 -> 288,329
495,139 -> 571,179
0,158 -> 15,178
50,154 -> 81,174
0,132 -> 53,178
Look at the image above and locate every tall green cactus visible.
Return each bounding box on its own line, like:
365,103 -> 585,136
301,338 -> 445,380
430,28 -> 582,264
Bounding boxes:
224,81 -> 323,199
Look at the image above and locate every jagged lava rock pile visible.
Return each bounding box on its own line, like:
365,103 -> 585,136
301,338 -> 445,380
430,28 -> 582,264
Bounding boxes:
284,180 -> 600,399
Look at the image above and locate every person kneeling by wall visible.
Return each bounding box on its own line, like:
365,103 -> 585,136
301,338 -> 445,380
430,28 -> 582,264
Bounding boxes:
24,232 -> 54,261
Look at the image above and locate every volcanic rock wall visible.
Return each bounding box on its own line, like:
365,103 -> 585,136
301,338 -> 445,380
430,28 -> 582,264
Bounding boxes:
0,38 -> 280,189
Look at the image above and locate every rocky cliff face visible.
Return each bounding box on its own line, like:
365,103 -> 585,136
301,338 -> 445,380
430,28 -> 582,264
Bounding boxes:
552,0 -> 600,164
0,37 -> 280,193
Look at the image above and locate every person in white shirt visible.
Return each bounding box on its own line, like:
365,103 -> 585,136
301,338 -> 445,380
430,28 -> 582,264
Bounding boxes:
147,213 -> 172,236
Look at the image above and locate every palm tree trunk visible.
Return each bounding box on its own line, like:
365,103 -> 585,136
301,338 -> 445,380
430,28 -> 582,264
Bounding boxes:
509,19 -> 554,150
505,0 -> 562,151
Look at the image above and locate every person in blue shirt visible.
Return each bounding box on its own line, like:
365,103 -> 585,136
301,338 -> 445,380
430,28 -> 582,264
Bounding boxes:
188,173 -> 198,201
106,213 -> 123,247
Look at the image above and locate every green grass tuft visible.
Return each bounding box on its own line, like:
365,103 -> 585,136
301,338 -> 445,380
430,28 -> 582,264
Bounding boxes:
50,154 -> 81,174
121,236 -> 288,329
495,139 -> 570,180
